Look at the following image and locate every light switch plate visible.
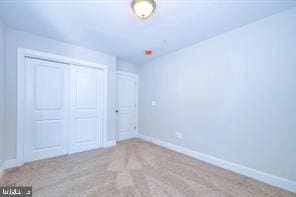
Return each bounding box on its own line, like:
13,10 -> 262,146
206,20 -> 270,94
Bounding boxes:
152,101 -> 156,106
175,132 -> 183,139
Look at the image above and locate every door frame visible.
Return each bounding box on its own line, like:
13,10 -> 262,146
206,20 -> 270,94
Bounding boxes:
17,48 -> 108,166
116,71 -> 138,141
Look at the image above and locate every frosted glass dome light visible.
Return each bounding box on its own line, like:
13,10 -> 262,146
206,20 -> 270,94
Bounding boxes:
131,0 -> 156,19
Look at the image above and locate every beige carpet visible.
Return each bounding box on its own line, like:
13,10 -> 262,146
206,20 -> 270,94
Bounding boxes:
0,139 -> 295,197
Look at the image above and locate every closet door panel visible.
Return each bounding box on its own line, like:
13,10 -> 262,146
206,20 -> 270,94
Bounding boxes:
24,58 -> 69,162
69,65 -> 103,154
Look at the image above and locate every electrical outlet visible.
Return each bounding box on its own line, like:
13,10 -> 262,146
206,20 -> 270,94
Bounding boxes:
175,131 -> 183,139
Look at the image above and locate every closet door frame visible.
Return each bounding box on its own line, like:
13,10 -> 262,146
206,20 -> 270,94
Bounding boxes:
17,48 -> 108,166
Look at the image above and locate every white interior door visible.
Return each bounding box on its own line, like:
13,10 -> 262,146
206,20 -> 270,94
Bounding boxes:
116,72 -> 138,141
69,65 -> 104,154
24,58 -> 69,162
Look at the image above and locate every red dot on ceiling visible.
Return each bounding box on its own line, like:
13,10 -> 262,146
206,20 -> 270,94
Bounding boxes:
145,50 -> 152,55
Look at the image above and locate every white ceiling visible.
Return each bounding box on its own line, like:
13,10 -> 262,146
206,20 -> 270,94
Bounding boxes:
0,0 -> 295,64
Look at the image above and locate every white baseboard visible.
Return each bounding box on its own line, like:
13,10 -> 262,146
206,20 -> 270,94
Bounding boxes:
104,140 -> 117,148
137,134 -> 296,193
0,161 -> 5,180
4,159 -> 18,169
0,159 -> 18,180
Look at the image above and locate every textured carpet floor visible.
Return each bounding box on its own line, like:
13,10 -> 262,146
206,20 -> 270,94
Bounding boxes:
0,139 -> 295,197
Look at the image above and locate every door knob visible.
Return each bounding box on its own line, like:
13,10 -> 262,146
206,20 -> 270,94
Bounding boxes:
115,110 -> 119,113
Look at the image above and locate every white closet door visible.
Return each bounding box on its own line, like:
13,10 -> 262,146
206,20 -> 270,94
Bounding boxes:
24,58 -> 69,162
69,65 -> 103,154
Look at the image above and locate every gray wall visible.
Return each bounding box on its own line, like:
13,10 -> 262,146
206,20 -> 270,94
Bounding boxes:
116,59 -> 139,74
5,28 -> 117,161
139,8 -> 296,181
0,19 -> 5,168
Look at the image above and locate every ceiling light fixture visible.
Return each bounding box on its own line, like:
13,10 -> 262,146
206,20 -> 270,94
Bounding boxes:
131,0 -> 156,19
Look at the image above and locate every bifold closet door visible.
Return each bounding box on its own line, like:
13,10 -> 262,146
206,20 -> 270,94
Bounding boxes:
24,58 -> 69,162
24,58 -> 104,162
69,65 -> 104,154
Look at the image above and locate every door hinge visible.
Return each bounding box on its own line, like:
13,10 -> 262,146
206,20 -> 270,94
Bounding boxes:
135,82 -> 137,86
134,126 -> 137,130
134,104 -> 137,108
